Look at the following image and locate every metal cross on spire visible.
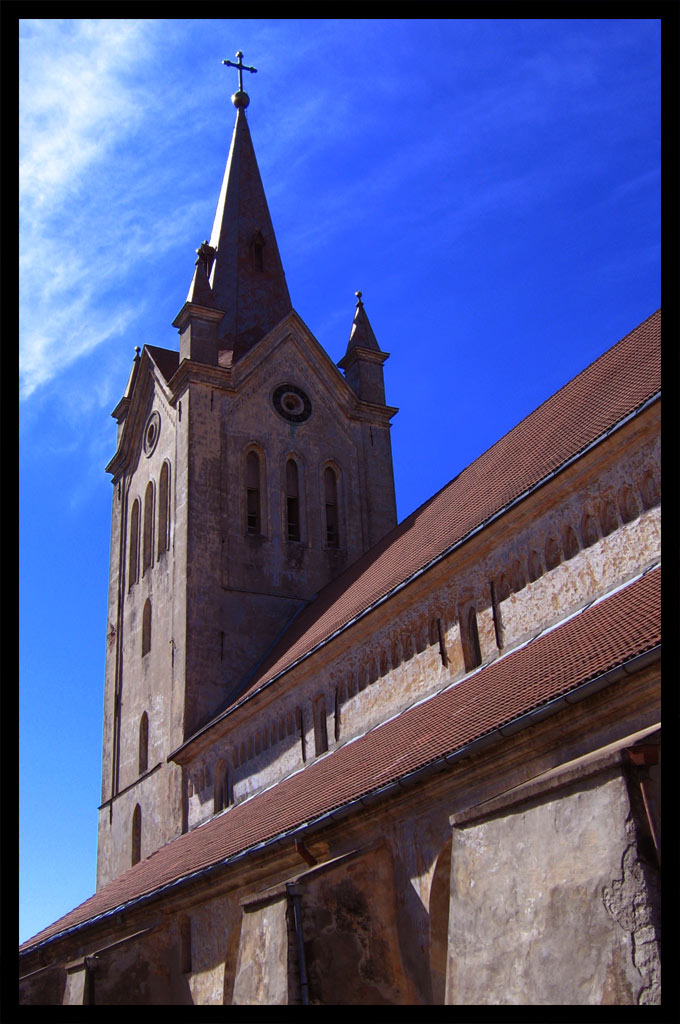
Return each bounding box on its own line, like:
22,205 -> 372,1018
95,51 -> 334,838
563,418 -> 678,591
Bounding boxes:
222,51 -> 257,107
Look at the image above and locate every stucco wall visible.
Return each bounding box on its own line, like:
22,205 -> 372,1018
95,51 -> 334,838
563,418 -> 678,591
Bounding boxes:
447,767 -> 660,1004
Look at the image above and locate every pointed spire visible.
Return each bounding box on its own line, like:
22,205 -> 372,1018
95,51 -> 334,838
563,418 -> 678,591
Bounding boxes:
207,70 -> 291,360
338,292 -> 389,405
345,291 -> 381,355
173,55 -> 292,364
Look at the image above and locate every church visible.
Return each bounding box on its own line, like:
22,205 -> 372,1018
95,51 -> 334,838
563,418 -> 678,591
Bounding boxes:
19,56 -> 661,1006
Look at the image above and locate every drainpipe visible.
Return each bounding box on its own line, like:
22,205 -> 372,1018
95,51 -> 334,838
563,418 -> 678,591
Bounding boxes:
287,884 -> 309,1005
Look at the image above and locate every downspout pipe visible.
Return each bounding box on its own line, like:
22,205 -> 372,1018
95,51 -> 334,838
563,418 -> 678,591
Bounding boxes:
287,884 -> 309,1006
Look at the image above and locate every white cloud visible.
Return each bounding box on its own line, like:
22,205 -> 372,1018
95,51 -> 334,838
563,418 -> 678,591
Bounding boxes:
19,19 -> 166,400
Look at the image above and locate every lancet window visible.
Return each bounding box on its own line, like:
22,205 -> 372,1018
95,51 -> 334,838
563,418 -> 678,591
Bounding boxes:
138,712 -> 149,775
461,606 -> 482,673
129,498 -> 140,588
131,804 -> 142,866
286,458 -> 301,541
157,461 -> 170,557
213,759 -> 230,813
143,481 -> 154,573
324,466 -> 339,548
246,451 -> 262,535
142,599 -> 152,656
312,695 -> 329,756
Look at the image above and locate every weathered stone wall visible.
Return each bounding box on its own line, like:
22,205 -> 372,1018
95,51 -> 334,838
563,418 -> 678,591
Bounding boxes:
293,846 -> 422,1004
232,895 -> 291,1005
447,764 -> 661,1004
90,922 -> 192,1005
19,964 -> 66,1005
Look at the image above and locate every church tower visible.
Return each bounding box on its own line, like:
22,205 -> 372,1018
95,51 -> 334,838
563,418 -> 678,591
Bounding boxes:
97,57 -> 398,887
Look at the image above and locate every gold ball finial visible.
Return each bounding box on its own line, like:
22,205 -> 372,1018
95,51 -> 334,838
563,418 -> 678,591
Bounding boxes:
355,291 -> 363,303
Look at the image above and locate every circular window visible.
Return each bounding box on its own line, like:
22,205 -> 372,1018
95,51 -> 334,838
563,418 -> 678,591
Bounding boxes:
272,383 -> 312,423
143,411 -> 161,457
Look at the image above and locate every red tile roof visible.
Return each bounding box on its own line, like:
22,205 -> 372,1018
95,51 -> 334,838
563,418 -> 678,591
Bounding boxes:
21,564 -> 660,952
223,310 -> 661,708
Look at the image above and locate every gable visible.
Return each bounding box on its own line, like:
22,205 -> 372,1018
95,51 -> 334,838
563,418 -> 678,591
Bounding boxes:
106,346 -> 179,480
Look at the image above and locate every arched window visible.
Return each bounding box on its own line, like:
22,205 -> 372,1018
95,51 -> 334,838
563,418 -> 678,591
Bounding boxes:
312,695 -> 328,756
138,712 -> 149,775
286,459 -> 301,541
497,574 -> 511,602
527,549 -> 542,583
129,499 -> 140,588
599,499 -> 619,538
142,599 -> 152,656
324,467 -> 339,548
544,536 -> 561,571
562,525 -> 580,560
617,485 -> 639,524
157,461 -> 170,557
143,482 -> 154,573
296,707 -> 306,762
246,451 -> 261,535
581,511 -> 599,549
640,472 -> 660,510
213,759 -> 229,814
131,804 -> 142,866
511,559 -> 526,592
460,606 -> 482,673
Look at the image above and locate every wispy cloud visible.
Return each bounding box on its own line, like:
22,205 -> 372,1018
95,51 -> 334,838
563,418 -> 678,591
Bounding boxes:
19,19 -> 170,400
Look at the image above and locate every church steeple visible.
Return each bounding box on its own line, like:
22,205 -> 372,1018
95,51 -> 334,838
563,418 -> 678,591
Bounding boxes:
174,53 -> 291,365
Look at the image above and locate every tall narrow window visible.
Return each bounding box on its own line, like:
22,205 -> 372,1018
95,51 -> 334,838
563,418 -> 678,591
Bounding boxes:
246,451 -> 261,535
544,536 -> 561,571
142,599 -> 152,656
286,459 -> 300,541
599,499 -> 619,538
143,482 -> 154,573
461,606 -> 482,673
138,712 -> 149,775
312,695 -> 328,756
563,525 -> 580,560
324,467 -> 339,548
131,804 -> 142,866
129,499 -> 140,588
617,485 -> 638,524
640,472 -> 660,510
581,512 -> 599,549
527,549 -> 542,583
214,759 -> 229,813
158,462 -> 170,557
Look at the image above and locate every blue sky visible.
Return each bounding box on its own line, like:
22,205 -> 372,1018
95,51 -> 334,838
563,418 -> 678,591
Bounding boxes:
18,18 -> 660,944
